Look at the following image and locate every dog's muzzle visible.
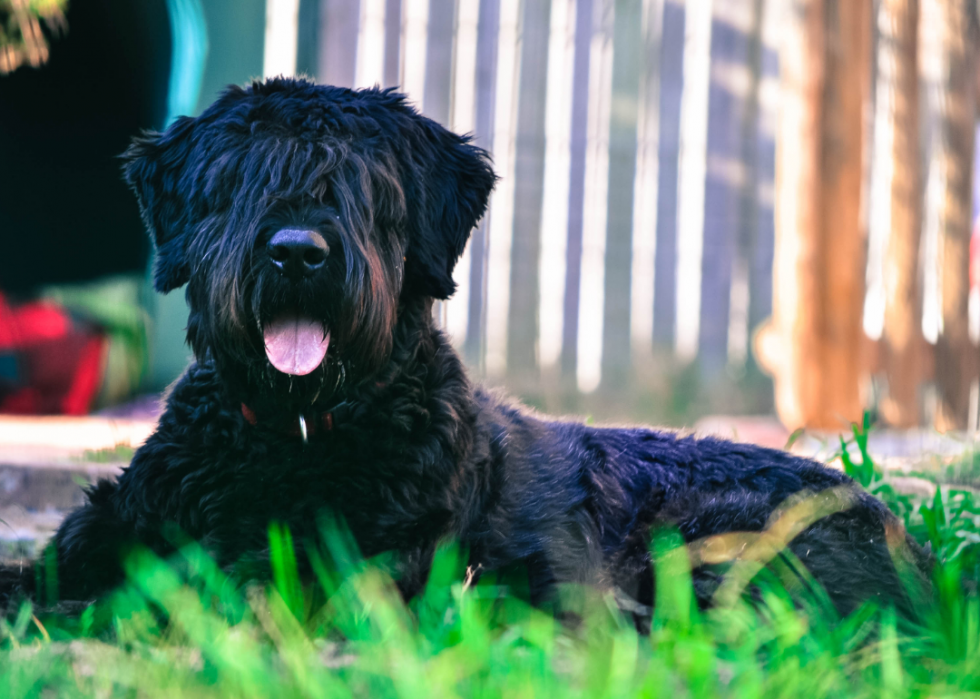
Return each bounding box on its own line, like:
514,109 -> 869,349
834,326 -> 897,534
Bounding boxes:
261,228 -> 332,376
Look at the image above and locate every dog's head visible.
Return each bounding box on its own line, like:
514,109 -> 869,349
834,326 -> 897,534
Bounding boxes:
123,78 -> 495,407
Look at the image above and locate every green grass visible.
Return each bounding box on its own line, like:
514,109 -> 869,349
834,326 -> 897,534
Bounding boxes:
80,443 -> 137,464
6,426 -> 980,697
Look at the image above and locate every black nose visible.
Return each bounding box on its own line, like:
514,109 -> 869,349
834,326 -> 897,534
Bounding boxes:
267,229 -> 329,279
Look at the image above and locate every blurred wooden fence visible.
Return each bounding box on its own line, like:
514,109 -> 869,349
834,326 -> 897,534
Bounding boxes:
261,0 -> 980,430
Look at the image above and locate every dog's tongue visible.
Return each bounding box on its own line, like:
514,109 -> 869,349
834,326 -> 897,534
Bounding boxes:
263,314 -> 329,376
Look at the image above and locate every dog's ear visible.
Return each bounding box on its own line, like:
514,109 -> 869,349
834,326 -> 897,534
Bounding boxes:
402,123 -> 497,299
122,117 -> 199,293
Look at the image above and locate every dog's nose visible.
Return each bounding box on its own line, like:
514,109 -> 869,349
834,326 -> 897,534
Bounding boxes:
267,229 -> 329,279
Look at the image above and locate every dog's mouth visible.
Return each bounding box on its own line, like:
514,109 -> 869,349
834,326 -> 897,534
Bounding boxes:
262,311 -> 330,376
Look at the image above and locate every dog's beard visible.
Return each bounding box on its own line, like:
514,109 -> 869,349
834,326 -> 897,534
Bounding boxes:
251,296 -> 346,408
245,352 -> 345,410
242,285 -> 367,409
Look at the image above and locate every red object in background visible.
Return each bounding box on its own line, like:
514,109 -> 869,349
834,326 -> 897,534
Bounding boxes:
0,292 -> 107,415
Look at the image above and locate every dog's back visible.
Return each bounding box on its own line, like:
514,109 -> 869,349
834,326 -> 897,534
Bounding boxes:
462,389 -> 931,618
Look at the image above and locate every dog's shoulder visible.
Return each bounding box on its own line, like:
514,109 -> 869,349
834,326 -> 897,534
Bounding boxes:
120,360 -> 243,478
156,360 -> 238,431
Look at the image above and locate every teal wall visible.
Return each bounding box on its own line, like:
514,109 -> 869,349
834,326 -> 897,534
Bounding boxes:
196,0 -> 266,107
146,0 -> 266,391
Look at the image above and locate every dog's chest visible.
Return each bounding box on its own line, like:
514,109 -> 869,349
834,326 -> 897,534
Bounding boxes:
168,415 -> 459,555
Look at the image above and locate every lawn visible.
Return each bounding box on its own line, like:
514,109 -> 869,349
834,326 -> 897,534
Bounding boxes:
4,423 -> 980,698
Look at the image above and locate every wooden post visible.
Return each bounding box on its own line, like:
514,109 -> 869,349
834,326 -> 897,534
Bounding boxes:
755,0 -> 872,430
879,0 -> 923,427
927,0 -> 977,431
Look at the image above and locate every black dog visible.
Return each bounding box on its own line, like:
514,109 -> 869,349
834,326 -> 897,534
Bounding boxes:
4,78 -> 929,622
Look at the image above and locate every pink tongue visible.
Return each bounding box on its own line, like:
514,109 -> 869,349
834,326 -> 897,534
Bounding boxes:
263,314 -> 330,376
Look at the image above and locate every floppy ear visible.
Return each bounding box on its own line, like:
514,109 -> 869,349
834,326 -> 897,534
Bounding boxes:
121,116 -> 199,293
402,123 -> 497,299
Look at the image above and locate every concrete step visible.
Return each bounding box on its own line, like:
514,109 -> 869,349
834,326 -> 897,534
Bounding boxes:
0,416 -> 156,559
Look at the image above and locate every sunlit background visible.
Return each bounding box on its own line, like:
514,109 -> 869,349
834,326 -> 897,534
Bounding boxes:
1,0 -> 979,433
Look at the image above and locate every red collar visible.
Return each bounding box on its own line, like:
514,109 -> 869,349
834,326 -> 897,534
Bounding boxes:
241,402 -> 334,441
239,381 -> 385,442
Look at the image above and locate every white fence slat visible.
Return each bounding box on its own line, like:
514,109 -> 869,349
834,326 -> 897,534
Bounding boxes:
601,0 -> 644,390
575,0 -> 614,393
652,0 -> 685,349
559,0 -> 595,380
355,0 -> 387,87
463,0 -> 502,370
265,0 -> 301,77
674,0 -> 712,361
507,0 -> 553,379
538,0 -> 578,371
484,0 -> 522,378
630,0 -> 665,357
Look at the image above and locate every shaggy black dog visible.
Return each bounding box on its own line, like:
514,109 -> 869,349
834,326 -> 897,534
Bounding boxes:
4,78 -> 930,623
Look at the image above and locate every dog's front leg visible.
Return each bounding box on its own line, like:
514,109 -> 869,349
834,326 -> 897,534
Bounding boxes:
43,479 -> 149,605
1,479 -> 138,609
392,541 -> 438,602
0,481 -> 141,610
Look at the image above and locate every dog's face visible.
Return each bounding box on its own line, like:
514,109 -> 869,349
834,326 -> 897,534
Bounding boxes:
122,79 -> 495,408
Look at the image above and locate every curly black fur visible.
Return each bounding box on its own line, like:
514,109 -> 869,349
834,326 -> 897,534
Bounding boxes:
1,78 -> 931,623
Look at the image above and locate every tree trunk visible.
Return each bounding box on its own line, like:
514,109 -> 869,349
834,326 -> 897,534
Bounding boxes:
879,0 -> 923,427
756,0 -> 872,430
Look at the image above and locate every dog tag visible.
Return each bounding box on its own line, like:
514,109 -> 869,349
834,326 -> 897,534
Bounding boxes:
298,414 -> 309,444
